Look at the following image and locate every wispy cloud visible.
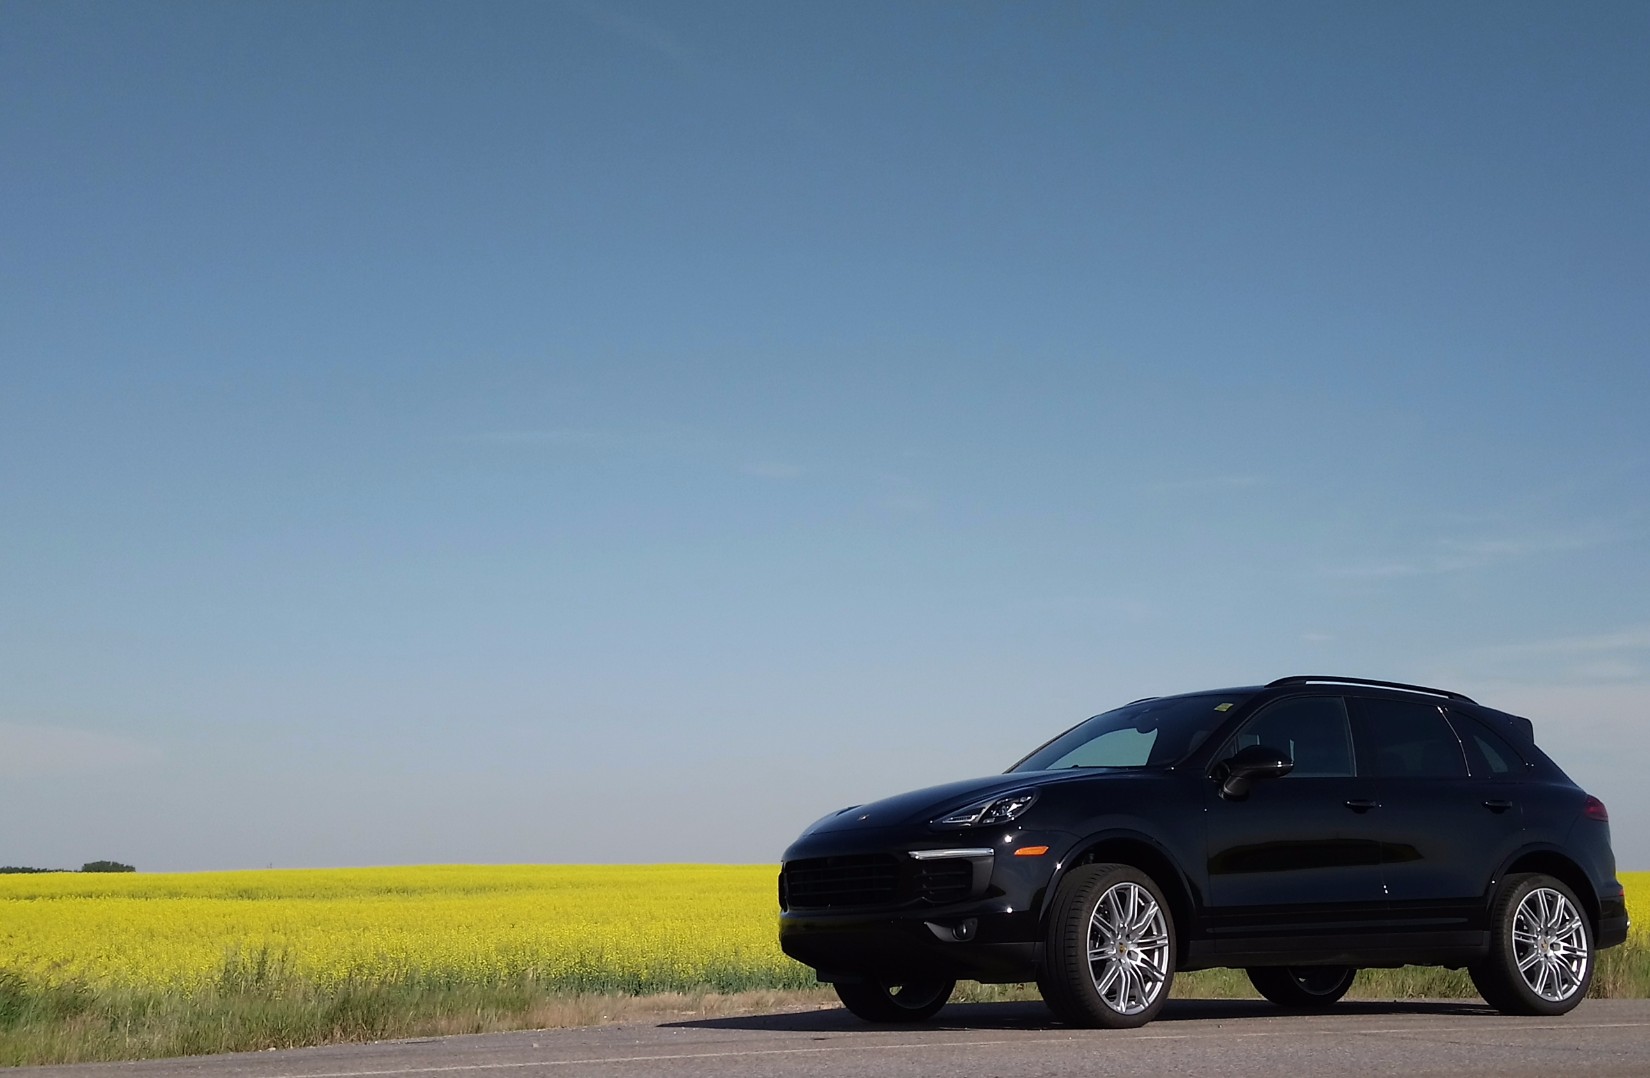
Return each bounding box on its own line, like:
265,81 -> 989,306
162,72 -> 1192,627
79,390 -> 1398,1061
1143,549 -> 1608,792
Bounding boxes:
0,723 -> 164,780
874,473 -> 936,514
1471,626 -> 1650,659
464,429 -> 614,447
1453,625 -> 1650,685
460,427 -> 708,454
465,428 -> 820,488
564,0 -> 699,73
739,462 -> 803,480
1147,474 -> 1269,493
1322,525 -> 1624,579
879,493 -> 935,514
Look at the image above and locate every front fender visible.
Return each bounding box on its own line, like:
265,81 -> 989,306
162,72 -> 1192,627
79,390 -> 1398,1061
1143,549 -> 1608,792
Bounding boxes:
1035,827 -> 1204,938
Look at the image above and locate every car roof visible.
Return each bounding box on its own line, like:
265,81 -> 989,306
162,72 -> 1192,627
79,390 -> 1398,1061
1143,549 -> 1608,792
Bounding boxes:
1149,676 -> 1540,746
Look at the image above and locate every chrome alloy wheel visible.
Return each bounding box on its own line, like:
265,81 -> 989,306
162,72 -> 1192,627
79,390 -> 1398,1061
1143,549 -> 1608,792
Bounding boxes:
1513,886 -> 1590,1002
1086,881 -> 1172,1015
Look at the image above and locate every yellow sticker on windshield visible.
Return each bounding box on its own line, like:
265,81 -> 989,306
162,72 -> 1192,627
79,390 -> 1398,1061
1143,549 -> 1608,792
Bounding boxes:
1214,702 -> 1233,711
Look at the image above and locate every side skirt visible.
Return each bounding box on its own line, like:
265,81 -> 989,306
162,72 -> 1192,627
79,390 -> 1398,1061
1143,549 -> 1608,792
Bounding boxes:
1181,930 -> 1487,970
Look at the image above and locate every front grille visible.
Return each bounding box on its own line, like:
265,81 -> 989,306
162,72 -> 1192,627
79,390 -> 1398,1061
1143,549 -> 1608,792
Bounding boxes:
916,858 -> 974,904
783,853 -> 985,910
784,854 -> 900,909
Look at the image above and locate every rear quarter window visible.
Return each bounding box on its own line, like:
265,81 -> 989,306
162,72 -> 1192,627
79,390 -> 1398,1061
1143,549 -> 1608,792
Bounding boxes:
1448,711 -> 1527,777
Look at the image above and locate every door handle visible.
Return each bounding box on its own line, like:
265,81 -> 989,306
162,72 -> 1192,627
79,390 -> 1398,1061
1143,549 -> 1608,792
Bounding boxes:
1481,799 -> 1514,813
1344,799 -> 1380,813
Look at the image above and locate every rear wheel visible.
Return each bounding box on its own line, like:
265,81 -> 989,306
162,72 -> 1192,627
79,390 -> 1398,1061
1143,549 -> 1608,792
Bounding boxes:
1038,863 -> 1176,1028
1246,966 -> 1357,1010
833,977 -> 955,1022
1470,873 -> 1594,1016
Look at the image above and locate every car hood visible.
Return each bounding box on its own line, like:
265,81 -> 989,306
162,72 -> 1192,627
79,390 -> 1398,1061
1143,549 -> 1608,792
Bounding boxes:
802,768 -> 1133,834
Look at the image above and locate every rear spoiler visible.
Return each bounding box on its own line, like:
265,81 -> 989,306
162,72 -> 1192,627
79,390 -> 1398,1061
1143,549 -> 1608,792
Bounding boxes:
1471,706 -> 1537,745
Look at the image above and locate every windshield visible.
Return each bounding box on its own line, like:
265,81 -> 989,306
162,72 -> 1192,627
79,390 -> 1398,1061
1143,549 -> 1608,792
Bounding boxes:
1008,693 -> 1251,772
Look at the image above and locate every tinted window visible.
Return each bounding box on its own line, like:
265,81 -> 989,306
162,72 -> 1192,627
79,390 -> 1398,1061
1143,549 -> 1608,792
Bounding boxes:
1011,693 -> 1251,772
1222,696 -> 1354,778
1448,711 -> 1526,776
1358,698 -> 1467,778
1045,727 -> 1155,768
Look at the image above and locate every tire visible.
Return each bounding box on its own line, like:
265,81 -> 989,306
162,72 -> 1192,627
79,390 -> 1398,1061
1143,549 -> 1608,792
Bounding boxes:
1470,873 -> 1595,1016
833,977 -> 955,1023
1038,863 -> 1176,1028
1246,966 -> 1357,1010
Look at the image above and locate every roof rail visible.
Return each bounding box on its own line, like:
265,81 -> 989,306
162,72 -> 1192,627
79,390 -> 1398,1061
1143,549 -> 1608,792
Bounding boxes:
1265,675 -> 1476,704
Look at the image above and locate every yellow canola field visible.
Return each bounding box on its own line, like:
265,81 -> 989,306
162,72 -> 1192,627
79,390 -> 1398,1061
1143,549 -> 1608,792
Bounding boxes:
0,865 -> 809,996
4,866 -> 1643,999
1624,870 -> 1649,938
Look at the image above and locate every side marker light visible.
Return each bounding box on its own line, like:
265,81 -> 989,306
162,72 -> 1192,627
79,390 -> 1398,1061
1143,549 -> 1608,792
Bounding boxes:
1014,846 -> 1050,857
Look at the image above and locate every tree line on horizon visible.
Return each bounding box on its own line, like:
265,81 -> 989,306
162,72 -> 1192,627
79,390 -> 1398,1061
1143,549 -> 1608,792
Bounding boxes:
0,861 -> 136,874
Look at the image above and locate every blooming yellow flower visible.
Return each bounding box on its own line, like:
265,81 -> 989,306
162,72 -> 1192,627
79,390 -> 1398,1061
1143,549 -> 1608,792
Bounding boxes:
0,865 -> 809,996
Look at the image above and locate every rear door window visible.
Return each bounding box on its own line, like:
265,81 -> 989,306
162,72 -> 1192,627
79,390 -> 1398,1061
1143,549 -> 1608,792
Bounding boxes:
1354,698 -> 1468,778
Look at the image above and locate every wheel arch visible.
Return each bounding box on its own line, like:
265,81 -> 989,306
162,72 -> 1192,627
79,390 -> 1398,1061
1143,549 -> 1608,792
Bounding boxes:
1499,847 -> 1600,929
1042,832 -> 1200,945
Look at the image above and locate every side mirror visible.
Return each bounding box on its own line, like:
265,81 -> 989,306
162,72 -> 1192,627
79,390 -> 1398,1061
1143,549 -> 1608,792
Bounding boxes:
1213,744 -> 1294,800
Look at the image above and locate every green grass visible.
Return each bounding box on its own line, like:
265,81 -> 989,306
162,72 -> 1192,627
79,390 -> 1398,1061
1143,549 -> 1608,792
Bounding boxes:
0,975 -> 653,1066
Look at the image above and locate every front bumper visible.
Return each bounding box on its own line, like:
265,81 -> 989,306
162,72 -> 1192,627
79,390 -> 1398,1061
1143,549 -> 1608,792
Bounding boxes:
780,905 -> 1043,983
777,828 -> 1064,984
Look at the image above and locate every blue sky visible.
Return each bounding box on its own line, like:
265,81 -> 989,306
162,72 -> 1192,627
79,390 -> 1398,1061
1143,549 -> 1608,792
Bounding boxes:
3,1 -> 1647,871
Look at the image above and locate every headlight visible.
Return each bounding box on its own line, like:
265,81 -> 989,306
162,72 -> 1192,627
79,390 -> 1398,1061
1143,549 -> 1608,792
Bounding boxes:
932,789 -> 1038,828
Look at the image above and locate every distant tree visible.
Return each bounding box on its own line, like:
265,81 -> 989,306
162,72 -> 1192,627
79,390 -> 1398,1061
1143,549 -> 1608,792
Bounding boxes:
79,860 -> 136,873
0,866 -> 63,874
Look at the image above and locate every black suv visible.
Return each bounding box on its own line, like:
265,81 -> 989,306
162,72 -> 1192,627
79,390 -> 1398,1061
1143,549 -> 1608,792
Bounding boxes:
778,676 -> 1628,1027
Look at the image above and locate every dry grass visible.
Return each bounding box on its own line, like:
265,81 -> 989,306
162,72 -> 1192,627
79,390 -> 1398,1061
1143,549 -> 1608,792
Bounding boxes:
453,988 -> 842,1031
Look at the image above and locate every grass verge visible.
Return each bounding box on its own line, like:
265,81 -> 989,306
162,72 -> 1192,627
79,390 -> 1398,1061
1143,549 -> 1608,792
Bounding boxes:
0,978 -> 839,1067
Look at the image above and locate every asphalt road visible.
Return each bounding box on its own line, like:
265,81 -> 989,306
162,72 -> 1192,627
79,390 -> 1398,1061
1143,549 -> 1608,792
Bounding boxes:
22,998 -> 1650,1078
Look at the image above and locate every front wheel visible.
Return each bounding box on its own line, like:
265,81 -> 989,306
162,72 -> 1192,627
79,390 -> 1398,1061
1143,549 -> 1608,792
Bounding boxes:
833,978 -> 955,1022
1470,873 -> 1594,1016
1038,863 -> 1176,1028
1246,966 -> 1357,1010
